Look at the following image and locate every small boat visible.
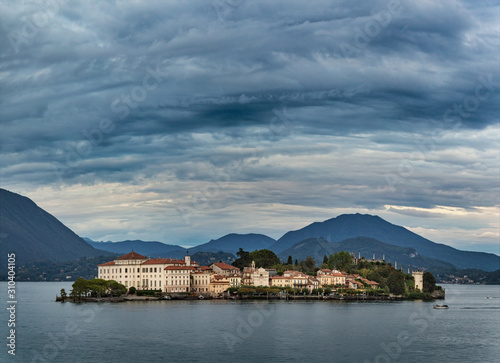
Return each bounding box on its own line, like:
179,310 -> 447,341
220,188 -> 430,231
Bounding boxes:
198,295 -> 204,300
433,304 -> 449,309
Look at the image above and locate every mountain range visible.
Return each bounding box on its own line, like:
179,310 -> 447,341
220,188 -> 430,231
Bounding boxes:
84,238 -> 184,257
0,189 -> 109,272
278,237 -> 457,271
1,188 -> 498,273
271,214 -> 499,271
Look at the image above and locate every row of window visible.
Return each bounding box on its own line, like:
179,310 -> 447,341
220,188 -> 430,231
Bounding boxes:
100,267 -> 163,274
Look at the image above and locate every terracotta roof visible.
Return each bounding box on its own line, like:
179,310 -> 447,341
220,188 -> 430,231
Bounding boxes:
211,281 -> 230,285
143,258 -> 183,265
164,266 -> 196,270
116,251 -> 147,260
98,261 -> 115,266
211,262 -> 239,271
200,266 -> 212,271
332,273 -> 345,277
211,274 -> 227,279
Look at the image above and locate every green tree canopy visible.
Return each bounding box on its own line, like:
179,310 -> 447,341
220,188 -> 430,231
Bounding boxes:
387,271 -> 406,295
328,251 -> 352,271
249,249 -> 280,268
287,256 -> 293,265
232,248 -> 252,270
423,271 -> 436,293
300,256 -> 317,274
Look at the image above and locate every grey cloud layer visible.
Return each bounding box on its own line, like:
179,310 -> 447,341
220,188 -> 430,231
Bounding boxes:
0,0 -> 498,251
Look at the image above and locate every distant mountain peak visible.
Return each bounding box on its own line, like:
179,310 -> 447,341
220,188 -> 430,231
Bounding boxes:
0,188 -> 107,272
271,213 -> 499,271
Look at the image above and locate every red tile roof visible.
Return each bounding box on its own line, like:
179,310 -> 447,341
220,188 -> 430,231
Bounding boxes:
142,258 -> 183,265
164,266 -> 196,270
211,262 -> 239,271
116,251 -> 147,260
98,261 -> 115,266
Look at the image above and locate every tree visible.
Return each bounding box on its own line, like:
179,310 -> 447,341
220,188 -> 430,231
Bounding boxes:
301,288 -> 308,294
287,256 -> 293,265
324,288 -> 332,295
387,271 -> 406,295
60,288 -> 67,303
72,277 -> 89,301
129,286 -> 136,294
300,256 -> 316,274
232,248 -> 251,270
328,251 -> 352,271
249,249 -> 280,268
423,271 -> 436,293
323,255 -> 328,265
107,281 -> 127,297
295,259 -> 299,266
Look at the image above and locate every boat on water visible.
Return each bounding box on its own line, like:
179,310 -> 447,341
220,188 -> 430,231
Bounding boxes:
433,304 -> 449,309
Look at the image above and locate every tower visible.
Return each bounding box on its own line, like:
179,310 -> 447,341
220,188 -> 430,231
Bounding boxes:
395,260 -> 397,270
383,253 -> 385,261
412,271 -> 424,291
185,251 -> 191,266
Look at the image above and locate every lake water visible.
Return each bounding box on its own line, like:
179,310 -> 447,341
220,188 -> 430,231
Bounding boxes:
1,282 -> 499,362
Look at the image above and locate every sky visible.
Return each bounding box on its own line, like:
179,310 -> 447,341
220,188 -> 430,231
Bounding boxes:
0,0 -> 499,254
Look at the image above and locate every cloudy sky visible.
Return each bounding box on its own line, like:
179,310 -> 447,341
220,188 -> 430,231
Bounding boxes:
1,0 -> 499,254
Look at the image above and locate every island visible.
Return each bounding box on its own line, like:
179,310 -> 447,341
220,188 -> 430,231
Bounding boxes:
57,249 -> 444,302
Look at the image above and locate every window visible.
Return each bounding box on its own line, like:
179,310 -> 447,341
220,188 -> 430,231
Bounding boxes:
125,268 -> 128,273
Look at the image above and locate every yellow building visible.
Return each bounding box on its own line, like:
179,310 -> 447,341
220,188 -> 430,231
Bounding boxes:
209,275 -> 230,297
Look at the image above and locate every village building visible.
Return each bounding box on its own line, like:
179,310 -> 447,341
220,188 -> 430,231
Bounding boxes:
210,274 -> 230,296
242,261 -> 270,287
228,273 -> 242,288
98,251 -> 201,293
210,262 -> 240,276
269,276 -> 293,288
190,268 -> 211,293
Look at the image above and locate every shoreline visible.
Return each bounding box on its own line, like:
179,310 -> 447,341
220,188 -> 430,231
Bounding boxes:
56,292 -> 444,303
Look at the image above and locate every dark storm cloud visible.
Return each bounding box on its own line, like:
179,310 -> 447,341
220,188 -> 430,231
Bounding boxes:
0,0 -> 498,251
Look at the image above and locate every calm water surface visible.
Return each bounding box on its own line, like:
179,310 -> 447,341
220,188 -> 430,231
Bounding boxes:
1,282 -> 499,362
